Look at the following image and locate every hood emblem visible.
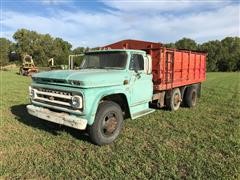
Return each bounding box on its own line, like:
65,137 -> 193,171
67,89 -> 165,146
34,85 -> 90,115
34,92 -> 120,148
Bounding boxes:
49,96 -> 54,101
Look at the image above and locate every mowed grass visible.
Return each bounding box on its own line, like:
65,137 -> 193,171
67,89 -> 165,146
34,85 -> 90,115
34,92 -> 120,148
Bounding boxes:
0,70 -> 239,179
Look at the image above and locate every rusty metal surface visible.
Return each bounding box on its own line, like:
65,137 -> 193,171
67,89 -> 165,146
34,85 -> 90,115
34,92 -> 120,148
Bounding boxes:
102,112 -> 118,136
19,54 -> 38,76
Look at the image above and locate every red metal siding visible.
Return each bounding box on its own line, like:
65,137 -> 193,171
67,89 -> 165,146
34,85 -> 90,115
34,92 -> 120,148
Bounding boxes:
104,39 -> 206,91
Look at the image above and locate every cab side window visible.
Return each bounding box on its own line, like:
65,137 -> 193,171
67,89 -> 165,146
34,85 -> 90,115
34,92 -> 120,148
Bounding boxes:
129,54 -> 144,71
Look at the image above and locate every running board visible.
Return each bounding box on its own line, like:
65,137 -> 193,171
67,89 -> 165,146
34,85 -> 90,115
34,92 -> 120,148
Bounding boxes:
131,109 -> 155,119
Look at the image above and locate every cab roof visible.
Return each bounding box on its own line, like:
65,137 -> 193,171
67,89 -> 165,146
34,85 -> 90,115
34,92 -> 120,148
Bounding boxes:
86,49 -> 146,54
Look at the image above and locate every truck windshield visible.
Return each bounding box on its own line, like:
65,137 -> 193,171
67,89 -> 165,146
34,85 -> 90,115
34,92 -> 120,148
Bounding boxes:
80,51 -> 127,70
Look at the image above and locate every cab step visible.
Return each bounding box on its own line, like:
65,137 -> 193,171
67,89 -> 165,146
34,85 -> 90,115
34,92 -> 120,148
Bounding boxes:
132,108 -> 155,119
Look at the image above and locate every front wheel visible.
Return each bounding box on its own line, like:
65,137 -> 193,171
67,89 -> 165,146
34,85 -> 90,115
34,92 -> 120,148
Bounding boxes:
88,101 -> 123,145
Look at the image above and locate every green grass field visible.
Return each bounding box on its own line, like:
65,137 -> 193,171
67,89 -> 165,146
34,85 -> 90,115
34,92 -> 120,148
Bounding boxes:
0,70 -> 239,179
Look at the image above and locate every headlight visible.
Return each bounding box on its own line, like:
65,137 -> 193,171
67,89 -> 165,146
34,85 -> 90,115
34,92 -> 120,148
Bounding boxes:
71,95 -> 82,109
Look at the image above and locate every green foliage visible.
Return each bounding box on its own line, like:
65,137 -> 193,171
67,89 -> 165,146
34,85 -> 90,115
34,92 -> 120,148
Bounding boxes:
72,47 -> 87,54
71,47 -> 90,67
1,71 -> 240,179
165,42 -> 176,48
13,29 -> 72,66
175,38 -> 198,51
200,40 -> 221,72
220,37 -> 240,71
0,38 -> 12,66
2,29 -> 239,71
166,37 -> 240,72
200,37 -> 240,72
52,37 -> 72,65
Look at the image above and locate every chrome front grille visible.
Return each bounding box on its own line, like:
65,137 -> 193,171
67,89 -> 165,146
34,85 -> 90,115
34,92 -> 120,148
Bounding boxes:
37,88 -> 71,96
32,88 -> 73,107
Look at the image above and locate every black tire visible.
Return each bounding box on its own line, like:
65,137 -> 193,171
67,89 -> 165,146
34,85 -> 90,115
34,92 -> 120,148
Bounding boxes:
184,86 -> 197,107
165,88 -> 181,111
88,101 -> 123,145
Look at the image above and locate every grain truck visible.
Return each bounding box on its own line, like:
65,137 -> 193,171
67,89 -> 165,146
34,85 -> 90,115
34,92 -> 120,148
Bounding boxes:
27,39 -> 206,145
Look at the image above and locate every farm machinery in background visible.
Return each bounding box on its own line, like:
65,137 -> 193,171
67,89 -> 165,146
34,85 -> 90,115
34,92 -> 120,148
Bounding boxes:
47,54 -> 84,70
19,55 -> 38,76
48,58 -> 56,70
47,57 -> 69,70
68,54 -> 84,69
18,54 -> 82,75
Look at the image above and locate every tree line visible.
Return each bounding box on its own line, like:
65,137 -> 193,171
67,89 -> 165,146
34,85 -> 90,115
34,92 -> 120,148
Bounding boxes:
0,29 -> 239,71
165,37 -> 240,72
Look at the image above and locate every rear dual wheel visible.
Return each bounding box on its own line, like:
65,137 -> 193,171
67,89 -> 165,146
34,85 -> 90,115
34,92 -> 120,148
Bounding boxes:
166,86 -> 198,110
184,86 -> 197,107
166,88 -> 182,111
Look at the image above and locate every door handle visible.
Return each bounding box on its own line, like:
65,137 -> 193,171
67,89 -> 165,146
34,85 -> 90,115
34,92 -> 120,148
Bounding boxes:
135,72 -> 141,79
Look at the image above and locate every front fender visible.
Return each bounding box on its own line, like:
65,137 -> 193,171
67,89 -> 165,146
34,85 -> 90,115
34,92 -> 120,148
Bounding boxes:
84,86 -> 130,125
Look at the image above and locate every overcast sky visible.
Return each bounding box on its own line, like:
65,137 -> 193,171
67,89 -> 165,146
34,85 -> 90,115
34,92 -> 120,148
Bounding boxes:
1,0 -> 240,48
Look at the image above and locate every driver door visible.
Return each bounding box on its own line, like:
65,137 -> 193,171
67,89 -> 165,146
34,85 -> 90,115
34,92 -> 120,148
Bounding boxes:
129,53 -> 153,106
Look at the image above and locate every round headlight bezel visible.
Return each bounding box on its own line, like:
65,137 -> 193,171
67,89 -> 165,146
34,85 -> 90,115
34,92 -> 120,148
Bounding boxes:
71,95 -> 82,109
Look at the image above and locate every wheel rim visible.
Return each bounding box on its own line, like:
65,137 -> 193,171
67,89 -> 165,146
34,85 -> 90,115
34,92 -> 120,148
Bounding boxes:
101,111 -> 118,136
173,93 -> 181,107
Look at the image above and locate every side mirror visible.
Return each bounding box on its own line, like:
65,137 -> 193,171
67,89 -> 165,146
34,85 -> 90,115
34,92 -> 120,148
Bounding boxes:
145,55 -> 152,75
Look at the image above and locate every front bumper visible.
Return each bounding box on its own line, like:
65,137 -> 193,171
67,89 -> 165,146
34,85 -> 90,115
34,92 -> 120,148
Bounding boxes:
27,105 -> 87,130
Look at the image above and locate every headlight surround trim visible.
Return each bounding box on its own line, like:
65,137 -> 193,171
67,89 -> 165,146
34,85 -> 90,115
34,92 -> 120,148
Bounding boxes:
29,86 -> 36,99
71,95 -> 83,109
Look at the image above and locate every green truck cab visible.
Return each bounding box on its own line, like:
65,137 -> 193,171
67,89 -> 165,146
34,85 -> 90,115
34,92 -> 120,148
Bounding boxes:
27,49 -> 154,145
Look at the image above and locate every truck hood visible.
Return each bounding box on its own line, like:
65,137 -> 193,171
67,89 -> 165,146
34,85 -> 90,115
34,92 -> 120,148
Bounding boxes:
32,69 -> 128,88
